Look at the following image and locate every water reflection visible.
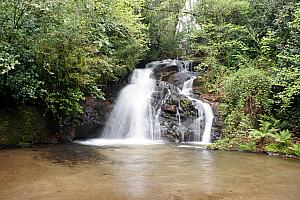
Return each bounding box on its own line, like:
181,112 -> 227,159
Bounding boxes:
113,147 -> 150,199
111,145 -> 217,199
197,150 -> 215,193
1,145 -> 300,200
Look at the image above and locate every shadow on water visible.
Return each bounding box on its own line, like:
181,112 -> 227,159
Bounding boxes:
35,144 -> 109,166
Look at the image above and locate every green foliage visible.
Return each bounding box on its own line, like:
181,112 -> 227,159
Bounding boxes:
142,0 -> 185,60
194,23 -> 257,70
6,67 -> 45,102
0,44 -> 20,75
210,134 -> 253,151
273,130 -> 292,144
0,0 -> 148,125
45,89 -> 84,124
195,0 -> 250,25
239,142 -> 257,152
248,120 -> 277,149
265,143 -> 283,153
257,3 -> 300,130
221,107 -> 252,135
223,67 -> 272,113
288,144 -> 300,157
191,0 -> 300,155
257,114 -> 282,129
0,106 -> 53,145
218,68 -> 272,137
247,0 -> 299,38
249,121 -> 277,140
248,121 -> 294,154
180,99 -> 196,117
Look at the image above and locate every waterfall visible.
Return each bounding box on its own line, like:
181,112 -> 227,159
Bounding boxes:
102,68 -> 160,141
77,59 -> 214,146
180,78 -> 214,143
181,77 -> 196,95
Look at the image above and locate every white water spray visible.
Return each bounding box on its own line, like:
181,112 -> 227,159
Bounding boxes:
180,77 -> 214,143
181,77 -> 195,95
101,68 -> 160,141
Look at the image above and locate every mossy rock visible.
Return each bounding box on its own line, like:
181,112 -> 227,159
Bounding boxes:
0,106 -> 55,145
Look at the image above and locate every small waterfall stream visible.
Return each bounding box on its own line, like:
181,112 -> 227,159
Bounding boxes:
180,77 -> 214,143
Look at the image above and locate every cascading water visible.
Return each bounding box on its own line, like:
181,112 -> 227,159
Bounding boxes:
180,77 -> 214,143
181,77 -> 195,95
77,59 -> 214,146
102,68 -> 160,141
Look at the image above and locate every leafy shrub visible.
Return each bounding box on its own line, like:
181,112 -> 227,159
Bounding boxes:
223,67 -> 272,113
192,0 -> 299,155
210,134 -> 251,151
218,67 -> 273,138
249,121 -> 277,139
239,142 -> 257,152
265,143 -> 282,153
45,89 -> 85,124
288,144 -> 300,157
222,107 -> 253,135
273,130 -> 292,144
0,44 -> 20,75
6,67 -> 45,102
0,0 -> 148,126
250,121 -> 294,154
249,120 -> 277,148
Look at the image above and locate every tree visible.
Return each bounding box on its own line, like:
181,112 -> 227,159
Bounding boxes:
142,0 -> 185,61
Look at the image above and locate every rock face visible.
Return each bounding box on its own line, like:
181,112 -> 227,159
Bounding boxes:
151,60 -> 192,87
149,60 -> 214,142
74,74 -> 130,140
74,98 -> 113,140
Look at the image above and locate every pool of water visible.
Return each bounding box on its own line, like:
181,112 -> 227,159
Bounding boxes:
0,144 -> 299,200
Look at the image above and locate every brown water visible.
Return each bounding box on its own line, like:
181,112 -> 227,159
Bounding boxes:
0,144 -> 299,200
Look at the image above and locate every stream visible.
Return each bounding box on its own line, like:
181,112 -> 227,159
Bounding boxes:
0,144 -> 299,200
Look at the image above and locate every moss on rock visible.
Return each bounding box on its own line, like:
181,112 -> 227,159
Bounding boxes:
0,106 -> 55,145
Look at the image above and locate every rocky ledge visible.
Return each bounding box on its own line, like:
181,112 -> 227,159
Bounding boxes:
150,60 -> 221,142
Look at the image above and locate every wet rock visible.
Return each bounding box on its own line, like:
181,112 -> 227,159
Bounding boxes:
75,98 -> 113,140
210,104 -> 223,141
152,60 -> 183,84
150,59 -> 215,143
16,143 -> 32,148
174,71 -> 193,88
162,104 -> 177,114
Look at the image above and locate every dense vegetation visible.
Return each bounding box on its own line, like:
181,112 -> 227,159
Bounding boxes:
142,0 -> 184,61
0,0 -> 299,156
189,0 -> 300,156
0,0 -> 148,124
0,0 -> 183,143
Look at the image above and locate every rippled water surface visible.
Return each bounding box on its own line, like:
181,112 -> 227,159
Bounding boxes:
0,144 -> 299,200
